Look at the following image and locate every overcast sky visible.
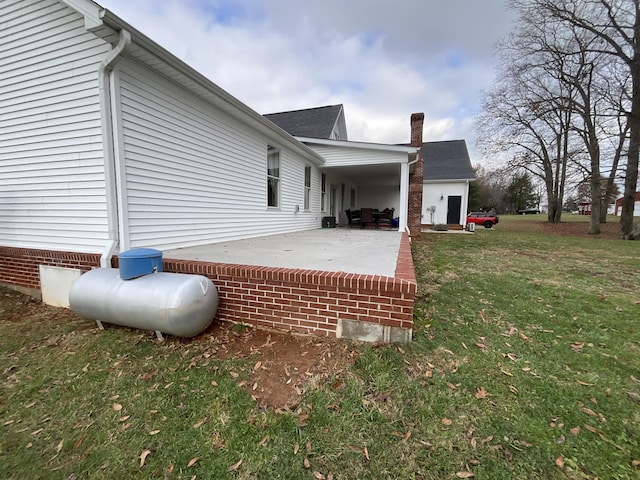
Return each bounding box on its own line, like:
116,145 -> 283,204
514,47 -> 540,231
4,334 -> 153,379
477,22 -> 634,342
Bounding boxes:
97,0 -> 515,164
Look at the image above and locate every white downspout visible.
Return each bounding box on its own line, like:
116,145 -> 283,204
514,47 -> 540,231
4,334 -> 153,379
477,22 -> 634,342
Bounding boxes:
402,157 -> 419,237
99,29 -> 131,268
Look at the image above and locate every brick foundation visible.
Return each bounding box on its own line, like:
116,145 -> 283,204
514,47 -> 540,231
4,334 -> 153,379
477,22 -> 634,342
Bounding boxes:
0,233 -> 416,342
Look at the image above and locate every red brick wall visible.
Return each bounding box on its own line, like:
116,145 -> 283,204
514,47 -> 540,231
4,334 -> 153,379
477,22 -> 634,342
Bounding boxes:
0,233 -> 416,339
0,247 -> 102,292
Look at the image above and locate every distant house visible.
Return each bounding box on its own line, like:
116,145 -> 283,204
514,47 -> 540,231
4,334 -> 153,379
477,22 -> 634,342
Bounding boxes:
614,192 -> 640,216
420,140 -> 476,227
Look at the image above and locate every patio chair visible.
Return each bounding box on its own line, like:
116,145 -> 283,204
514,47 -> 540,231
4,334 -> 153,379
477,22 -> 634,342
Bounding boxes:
348,209 -> 361,227
377,208 -> 395,229
360,208 -> 375,228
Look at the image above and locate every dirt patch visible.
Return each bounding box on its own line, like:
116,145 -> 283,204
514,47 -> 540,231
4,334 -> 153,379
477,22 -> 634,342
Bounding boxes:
1,287 -> 354,410
198,322 -> 354,410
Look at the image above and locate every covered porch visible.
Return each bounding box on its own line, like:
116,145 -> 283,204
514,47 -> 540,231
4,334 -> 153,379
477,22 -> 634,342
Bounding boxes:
299,138 -> 418,231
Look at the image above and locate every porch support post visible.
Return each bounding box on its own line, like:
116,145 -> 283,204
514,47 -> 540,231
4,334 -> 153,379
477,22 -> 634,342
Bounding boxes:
399,162 -> 409,231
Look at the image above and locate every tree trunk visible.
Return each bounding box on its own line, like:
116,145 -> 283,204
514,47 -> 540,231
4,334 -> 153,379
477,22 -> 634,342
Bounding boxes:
620,60 -> 640,239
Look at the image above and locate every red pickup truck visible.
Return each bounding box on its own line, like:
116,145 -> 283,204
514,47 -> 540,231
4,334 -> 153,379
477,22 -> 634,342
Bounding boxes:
466,212 -> 499,229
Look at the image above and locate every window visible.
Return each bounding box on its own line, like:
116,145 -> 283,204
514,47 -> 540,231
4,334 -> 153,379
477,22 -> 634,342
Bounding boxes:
321,174 -> 327,211
303,167 -> 311,210
267,145 -> 280,207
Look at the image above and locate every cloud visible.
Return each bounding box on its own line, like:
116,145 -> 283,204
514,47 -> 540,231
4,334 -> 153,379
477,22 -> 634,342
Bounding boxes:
97,0 -> 513,157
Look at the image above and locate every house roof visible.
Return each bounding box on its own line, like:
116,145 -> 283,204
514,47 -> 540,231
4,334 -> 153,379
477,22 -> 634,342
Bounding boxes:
422,140 -> 476,182
264,105 -> 344,139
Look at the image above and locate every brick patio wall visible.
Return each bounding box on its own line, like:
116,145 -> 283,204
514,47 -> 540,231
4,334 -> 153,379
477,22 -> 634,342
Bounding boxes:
0,233 -> 416,340
0,247 -> 102,298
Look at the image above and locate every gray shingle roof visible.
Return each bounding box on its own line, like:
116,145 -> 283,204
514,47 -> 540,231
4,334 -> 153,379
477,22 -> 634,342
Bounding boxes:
264,105 -> 343,139
422,140 -> 475,181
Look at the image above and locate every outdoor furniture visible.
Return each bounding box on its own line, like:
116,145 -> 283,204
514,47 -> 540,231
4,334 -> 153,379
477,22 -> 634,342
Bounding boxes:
360,208 -> 376,228
346,209 -> 361,227
377,208 -> 395,228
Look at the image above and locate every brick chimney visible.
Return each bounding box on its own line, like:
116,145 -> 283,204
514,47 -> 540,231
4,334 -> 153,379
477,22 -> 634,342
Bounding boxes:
408,112 -> 424,237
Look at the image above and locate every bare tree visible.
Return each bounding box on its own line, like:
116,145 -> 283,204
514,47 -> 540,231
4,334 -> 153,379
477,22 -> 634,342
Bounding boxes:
477,22 -> 581,223
529,0 -> 639,238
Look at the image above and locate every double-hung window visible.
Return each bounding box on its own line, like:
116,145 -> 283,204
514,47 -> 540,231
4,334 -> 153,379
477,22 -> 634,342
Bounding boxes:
321,174 -> 327,211
304,167 -> 311,210
267,145 -> 280,207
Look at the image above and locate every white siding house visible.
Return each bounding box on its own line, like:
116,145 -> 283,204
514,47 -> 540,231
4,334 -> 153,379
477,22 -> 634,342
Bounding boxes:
1,0 -> 332,260
1,0 -> 111,253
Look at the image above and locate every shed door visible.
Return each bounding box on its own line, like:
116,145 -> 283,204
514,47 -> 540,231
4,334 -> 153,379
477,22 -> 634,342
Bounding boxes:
447,196 -> 462,224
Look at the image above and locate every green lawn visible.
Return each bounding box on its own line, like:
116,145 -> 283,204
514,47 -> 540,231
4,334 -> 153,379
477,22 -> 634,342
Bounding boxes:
1,217 -> 639,479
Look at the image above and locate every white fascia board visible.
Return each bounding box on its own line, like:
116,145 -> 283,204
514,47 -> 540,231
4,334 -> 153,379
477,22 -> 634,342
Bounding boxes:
297,137 -> 418,158
423,178 -> 476,184
61,0 -> 103,29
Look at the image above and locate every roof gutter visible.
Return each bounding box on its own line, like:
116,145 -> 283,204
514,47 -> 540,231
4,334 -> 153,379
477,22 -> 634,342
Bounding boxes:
98,29 -> 131,268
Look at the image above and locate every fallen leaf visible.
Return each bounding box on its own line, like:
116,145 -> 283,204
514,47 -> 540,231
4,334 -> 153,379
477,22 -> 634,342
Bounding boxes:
631,375 -> 640,384
475,387 -> 488,399
375,392 -> 391,402
258,435 -> 270,446
193,418 -> 206,429
139,449 -> 151,468
294,443 -> 300,455
227,459 -> 242,471
210,380 -> 218,387
149,430 -> 160,436
576,380 -> 593,386
402,431 -> 411,443
253,361 -> 262,371
112,403 -> 123,411
442,418 -> 452,426
570,426 -> 580,436
456,471 -> 474,478
555,455 -> 565,468
163,464 -> 174,480
56,439 -> 64,454
364,445 -> 370,460
584,424 -> 597,433
313,472 -> 325,479
73,433 -> 87,450
187,456 -> 200,467
447,382 -> 457,390
581,407 -> 597,417
632,459 -> 640,468
304,457 -> 311,469
501,369 -> 513,377
118,415 -> 131,423
509,385 -> 519,395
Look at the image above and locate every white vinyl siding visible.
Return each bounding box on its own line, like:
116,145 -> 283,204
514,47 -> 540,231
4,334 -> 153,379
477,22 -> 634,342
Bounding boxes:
0,0 -> 109,252
118,59 -> 322,250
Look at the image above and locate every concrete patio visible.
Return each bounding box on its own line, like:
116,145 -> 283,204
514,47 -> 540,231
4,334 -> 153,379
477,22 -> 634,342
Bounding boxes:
164,228 -> 402,277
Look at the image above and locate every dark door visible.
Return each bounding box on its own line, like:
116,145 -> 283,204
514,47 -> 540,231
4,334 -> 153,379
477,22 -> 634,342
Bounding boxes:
447,196 -> 462,224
